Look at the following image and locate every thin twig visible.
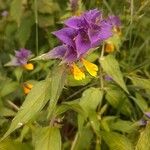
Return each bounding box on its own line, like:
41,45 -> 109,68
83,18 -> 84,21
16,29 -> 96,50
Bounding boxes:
65,82 -> 97,101
7,100 -> 19,111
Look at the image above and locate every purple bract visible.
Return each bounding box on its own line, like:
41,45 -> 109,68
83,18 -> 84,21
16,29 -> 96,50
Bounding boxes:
145,112 -> 150,119
10,48 -> 32,66
1,10 -> 8,17
44,9 -> 121,63
139,119 -> 147,126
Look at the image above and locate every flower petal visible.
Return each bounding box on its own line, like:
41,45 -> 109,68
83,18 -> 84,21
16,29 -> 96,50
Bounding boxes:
65,16 -> 88,29
46,45 -> 68,59
75,31 -> 91,57
61,46 -> 77,63
12,48 -> 33,66
23,83 -> 33,94
88,28 -> 102,47
23,63 -> 34,70
71,63 -> 85,80
15,48 -> 32,59
84,9 -> 102,25
107,15 -> 121,26
88,21 -> 112,47
82,58 -> 98,77
52,27 -> 77,47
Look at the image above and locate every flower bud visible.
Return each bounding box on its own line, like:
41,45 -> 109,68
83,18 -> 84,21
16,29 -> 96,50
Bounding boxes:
105,42 -> 115,53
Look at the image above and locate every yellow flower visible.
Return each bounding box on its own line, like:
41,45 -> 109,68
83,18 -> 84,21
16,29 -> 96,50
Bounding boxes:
105,42 -> 115,53
81,58 -> 98,77
23,63 -> 34,70
23,83 -> 33,94
71,63 -> 85,80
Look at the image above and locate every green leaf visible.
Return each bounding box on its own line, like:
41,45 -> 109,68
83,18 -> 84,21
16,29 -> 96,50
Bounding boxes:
0,139 -> 32,150
106,86 -> 132,116
89,112 -> 101,135
86,51 -> 99,62
135,123 -> 150,150
101,116 -> 117,132
0,81 -> 19,97
110,119 -> 137,133
101,55 -> 129,93
37,0 -> 60,14
1,76 -> 51,140
48,65 -> 66,119
66,75 -> 92,87
34,127 -> 61,150
55,100 -> 86,117
10,0 -> 23,26
129,76 -> 150,92
17,125 -> 30,142
78,88 -> 103,135
0,107 -> 16,117
71,127 -> 93,150
130,94 -> 148,112
79,87 -> 103,115
38,14 -> 54,27
13,67 -> 23,81
102,131 -> 134,150
16,13 -> 34,47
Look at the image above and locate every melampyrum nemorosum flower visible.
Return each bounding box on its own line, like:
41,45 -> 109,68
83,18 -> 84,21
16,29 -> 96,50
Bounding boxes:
35,9 -> 121,80
37,44 -> 99,80
54,9 -> 114,57
5,48 -> 34,70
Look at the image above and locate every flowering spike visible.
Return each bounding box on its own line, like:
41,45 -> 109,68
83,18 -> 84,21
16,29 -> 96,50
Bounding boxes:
71,63 -> 85,80
82,59 -> 98,77
23,63 -> 34,70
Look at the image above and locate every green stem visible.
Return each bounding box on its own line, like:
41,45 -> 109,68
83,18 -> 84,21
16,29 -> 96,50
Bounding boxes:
34,0 -> 38,55
65,82 -> 97,101
95,136 -> 101,150
71,132 -> 79,150
130,0 -> 134,25
99,44 -> 105,89
97,44 -> 105,112
7,100 -> 19,111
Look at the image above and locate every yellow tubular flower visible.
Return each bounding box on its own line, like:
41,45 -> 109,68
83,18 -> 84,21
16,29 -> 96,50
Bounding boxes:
71,63 -> 85,80
81,58 -> 98,77
23,63 -> 34,70
105,42 -> 115,53
23,83 -> 33,94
